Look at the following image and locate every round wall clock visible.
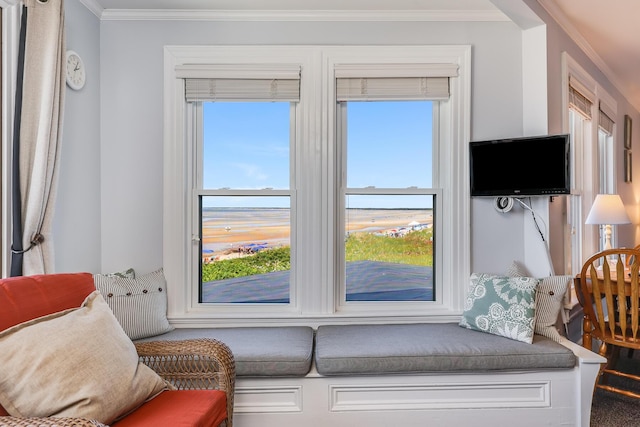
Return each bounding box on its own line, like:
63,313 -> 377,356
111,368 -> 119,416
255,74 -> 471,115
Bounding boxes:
65,50 -> 86,90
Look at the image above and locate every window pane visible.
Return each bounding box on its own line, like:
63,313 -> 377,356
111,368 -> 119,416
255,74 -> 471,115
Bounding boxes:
343,99 -> 435,303
200,196 -> 290,303
346,101 -> 432,188
203,102 -> 290,190
598,129 -> 614,194
345,194 -> 434,301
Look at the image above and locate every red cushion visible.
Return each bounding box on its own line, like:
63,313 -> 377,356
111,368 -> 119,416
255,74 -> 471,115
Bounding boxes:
111,390 -> 227,427
0,273 -> 96,416
0,273 -> 95,332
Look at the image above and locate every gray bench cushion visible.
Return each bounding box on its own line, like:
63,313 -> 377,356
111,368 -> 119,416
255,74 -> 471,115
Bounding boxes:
136,326 -> 314,377
315,323 -> 576,375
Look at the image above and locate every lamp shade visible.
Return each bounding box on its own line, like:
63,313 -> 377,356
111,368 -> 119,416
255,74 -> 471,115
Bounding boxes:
585,194 -> 631,225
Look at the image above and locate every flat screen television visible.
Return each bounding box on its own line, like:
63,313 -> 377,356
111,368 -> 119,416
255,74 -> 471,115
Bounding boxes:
469,134 -> 571,197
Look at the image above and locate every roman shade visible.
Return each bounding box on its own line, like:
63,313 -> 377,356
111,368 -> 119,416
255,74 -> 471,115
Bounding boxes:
177,64 -> 300,102
335,63 -> 457,101
598,101 -> 615,135
568,75 -> 593,119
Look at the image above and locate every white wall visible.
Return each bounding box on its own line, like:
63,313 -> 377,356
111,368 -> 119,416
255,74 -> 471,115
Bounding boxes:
523,0 -> 640,265
53,0 -> 101,273
53,1 -> 640,286
93,19 -> 526,277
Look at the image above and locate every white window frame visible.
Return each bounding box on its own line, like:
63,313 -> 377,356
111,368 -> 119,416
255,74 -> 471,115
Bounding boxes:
163,45 -> 471,326
597,92 -> 617,196
334,78 -> 443,313
194,101 -> 297,308
597,123 -> 614,194
561,52 -> 618,273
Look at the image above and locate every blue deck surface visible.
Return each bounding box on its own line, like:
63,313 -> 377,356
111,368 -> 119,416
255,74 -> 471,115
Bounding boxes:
202,260 -> 433,303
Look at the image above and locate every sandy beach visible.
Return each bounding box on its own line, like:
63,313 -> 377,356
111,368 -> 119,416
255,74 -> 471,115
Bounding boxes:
202,208 -> 432,261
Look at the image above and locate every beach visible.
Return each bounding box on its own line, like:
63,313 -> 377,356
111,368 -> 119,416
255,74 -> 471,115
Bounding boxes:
202,208 -> 433,261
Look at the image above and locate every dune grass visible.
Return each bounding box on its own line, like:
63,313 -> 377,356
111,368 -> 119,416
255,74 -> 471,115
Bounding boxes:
202,247 -> 290,282
345,229 -> 433,266
202,228 -> 433,281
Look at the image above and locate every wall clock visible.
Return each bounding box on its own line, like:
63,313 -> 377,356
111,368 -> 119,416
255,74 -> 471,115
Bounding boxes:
65,50 -> 86,90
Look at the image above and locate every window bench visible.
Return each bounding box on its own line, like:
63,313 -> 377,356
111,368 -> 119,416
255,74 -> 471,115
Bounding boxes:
137,323 -> 604,427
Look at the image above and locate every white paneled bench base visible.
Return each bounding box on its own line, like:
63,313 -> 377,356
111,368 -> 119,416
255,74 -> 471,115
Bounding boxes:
138,323 -> 605,427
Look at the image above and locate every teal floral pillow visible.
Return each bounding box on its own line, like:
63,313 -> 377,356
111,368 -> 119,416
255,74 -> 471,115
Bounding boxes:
105,267 -> 136,279
459,273 -> 540,344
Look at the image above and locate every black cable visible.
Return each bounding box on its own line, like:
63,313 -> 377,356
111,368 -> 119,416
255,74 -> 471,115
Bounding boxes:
527,197 -> 545,242
514,197 -> 555,277
515,197 -> 545,242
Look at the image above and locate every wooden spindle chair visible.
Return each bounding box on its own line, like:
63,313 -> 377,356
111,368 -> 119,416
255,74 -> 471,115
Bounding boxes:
577,248 -> 640,398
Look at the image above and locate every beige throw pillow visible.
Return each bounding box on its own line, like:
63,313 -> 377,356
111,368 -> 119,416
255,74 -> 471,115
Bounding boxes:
506,261 -> 571,342
93,268 -> 174,340
0,291 -> 169,424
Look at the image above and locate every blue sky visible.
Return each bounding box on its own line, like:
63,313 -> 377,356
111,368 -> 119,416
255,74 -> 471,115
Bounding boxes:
346,101 -> 432,189
203,101 -> 433,208
203,102 -> 290,190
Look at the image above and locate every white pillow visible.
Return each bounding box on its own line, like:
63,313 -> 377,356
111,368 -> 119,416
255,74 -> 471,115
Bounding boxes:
506,261 -> 571,342
505,260 -> 528,278
93,268 -> 174,340
0,291 -> 169,424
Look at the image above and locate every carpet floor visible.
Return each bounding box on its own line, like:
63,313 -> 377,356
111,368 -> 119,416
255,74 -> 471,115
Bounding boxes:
589,348 -> 640,426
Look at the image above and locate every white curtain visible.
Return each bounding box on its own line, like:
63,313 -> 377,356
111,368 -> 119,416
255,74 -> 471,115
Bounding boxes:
11,0 -> 65,276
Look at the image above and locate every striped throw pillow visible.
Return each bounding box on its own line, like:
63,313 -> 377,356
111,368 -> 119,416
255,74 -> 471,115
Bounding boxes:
506,261 -> 571,343
93,268 -> 174,340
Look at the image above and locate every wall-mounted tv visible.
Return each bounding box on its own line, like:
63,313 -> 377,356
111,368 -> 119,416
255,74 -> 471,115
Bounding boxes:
469,134 -> 571,197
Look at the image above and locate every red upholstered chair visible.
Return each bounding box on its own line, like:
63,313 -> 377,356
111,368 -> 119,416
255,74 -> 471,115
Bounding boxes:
0,273 -> 235,427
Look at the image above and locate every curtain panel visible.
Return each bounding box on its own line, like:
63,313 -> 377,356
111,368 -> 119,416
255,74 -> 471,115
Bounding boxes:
10,0 -> 65,276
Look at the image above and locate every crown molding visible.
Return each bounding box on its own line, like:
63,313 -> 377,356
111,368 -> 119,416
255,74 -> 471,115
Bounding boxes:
537,0 -> 637,112
99,8 -> 509,22
78,0 -> 104,19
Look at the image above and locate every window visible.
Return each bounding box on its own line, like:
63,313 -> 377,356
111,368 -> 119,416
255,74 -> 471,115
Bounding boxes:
199,102 -> 294,304
567,80 -> 594,274
597,104 -> 615,196
164,46 -> 470,324
182,66 -> 300,305
337,84 -> 439,304
596,102 -> 617,249
569,88 -> 591,271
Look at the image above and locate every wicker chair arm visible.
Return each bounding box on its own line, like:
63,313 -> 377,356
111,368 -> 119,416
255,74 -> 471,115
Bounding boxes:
0,417 -> 107,427
134,338 -> 235,427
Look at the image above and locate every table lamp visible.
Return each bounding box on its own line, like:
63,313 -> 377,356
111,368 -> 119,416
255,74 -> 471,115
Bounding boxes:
585,194 -> 631,250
